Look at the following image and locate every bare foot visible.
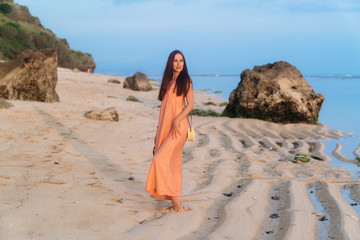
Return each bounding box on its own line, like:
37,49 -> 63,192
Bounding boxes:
170,195 -> 182,212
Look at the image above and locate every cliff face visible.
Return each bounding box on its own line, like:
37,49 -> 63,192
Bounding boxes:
0,0 -> 96,72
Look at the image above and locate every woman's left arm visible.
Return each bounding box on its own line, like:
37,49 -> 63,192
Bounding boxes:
171,83 -> 194,139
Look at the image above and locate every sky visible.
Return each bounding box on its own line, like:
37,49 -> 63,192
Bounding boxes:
14,0 -> 360,76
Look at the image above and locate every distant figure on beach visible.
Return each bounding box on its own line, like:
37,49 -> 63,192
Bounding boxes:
145,50 -> 194,212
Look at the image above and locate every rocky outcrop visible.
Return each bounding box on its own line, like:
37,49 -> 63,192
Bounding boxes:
84,107 -> 119,122
0,0 -> 96,72
222,61 -> 325,124
0,98 -> 13,108
123,72 -> 153,91
0,48 -> 59,102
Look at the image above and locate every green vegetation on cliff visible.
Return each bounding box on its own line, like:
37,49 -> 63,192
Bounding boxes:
0,0 -> 95,72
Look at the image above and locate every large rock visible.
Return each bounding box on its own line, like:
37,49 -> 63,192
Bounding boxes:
84,107 -> 119,122
0,49 -> 59,102
123,72 -> 152,91
222,61 -> 325,124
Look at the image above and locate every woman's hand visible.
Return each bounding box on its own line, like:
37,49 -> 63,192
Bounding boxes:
170,118 -> 181,139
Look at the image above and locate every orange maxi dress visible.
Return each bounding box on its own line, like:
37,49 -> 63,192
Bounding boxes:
146,82 -> 194,200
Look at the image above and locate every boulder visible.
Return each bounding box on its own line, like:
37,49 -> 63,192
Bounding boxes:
84,107 -> 119,122
0,98 -> 14,109
222,61 -> 324,124
0,48 -> 59,103
123,72 -> 152,91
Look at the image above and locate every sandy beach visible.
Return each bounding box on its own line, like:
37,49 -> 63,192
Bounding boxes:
1,68 -> 360,240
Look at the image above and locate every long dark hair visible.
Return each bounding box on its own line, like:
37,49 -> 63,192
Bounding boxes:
158,50 -> 192,101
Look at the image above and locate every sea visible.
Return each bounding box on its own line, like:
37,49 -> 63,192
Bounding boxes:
140,74 -> 360,177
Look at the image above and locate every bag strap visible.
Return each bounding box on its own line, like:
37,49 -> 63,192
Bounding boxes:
188,110 -> 193,127
183,97 -> 192,127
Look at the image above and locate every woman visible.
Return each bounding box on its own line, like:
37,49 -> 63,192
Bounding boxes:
145,50 -> 194,212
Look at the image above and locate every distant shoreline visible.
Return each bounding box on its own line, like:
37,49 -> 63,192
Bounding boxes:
98,72 -> 360,80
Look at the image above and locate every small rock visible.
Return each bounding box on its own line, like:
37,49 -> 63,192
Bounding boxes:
269,213 -> 279,219
126,95 -> 141,102
84,107 -> 119,122
0,98 -> 14,109
223,192 -> 233,197
271,196 -> 279,200
107,79 -> 121,84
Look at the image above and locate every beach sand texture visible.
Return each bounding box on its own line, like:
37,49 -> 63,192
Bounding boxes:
1,68 -> 360,240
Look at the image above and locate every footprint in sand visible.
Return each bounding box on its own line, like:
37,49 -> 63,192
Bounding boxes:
138,206 -> 192,225
158,206 -> 192,216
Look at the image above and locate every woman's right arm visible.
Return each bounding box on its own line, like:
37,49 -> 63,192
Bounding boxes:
170,83 -> 194,139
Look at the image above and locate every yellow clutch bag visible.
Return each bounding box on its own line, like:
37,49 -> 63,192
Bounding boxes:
188,126 -> 195,141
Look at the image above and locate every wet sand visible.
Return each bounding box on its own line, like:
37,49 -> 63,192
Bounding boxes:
1,68 -> 360,239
